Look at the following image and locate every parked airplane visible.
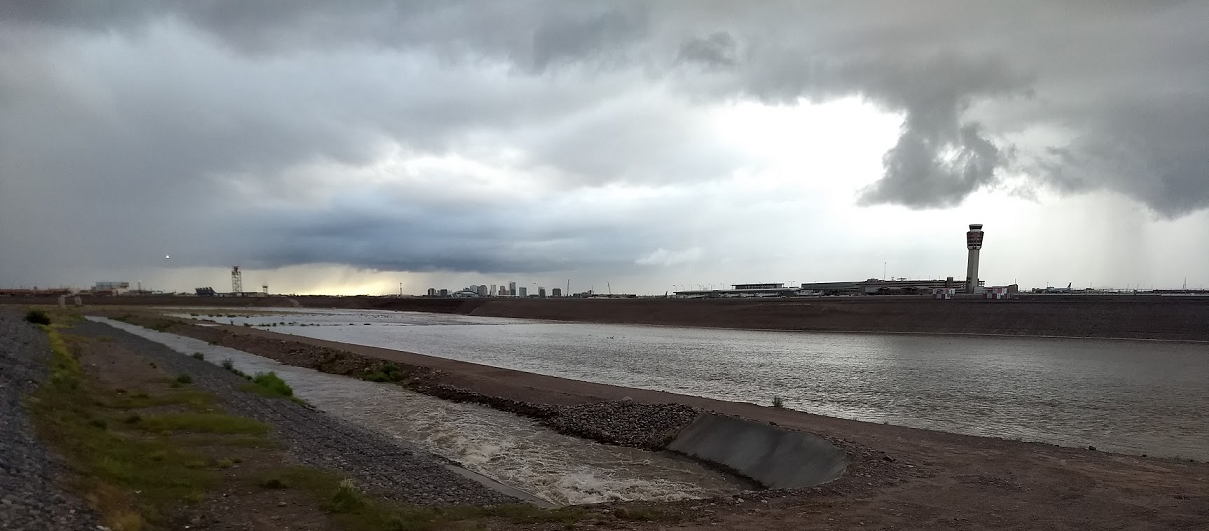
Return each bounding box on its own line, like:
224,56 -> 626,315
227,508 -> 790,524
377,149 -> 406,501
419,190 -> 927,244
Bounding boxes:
1045,282 -> 1074,294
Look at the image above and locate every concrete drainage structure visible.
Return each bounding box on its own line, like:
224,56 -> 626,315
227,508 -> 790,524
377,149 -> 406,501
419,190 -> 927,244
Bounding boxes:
667,413 -> 847,489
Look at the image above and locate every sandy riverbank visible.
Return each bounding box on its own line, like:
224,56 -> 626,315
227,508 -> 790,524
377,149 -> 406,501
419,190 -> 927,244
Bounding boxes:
95,309 -> 1209,530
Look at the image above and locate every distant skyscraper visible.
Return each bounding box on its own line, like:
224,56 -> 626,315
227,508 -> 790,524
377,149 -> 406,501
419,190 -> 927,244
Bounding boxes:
509,281 -> 517,296
519,287 -> 527,297
489,284 -> 496,296
438,288 -> 449,297
552,288 -> 562,297
427,288 -> 436,297
538,287 -> 546,298
477,285 -> 488,297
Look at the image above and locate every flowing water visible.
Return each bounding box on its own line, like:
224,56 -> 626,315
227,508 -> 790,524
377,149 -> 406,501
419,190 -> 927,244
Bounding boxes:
95,318 -> 750,505
174,308 -> 1209,461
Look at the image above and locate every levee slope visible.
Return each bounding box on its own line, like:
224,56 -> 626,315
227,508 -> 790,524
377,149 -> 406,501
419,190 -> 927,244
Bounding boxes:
667,413 -> 847,489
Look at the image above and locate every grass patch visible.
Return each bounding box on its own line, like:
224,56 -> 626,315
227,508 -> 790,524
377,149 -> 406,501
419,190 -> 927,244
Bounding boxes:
25,309 -> 51,325
239,371 -> 303,404
327,479 -> 367,513
251,372 -> 292,397
135,412 -> 268,436
147,319 -> 178,332
259,477 -> 290,489
27,328 -> 220,529
103,389 -> 216,411
362,363 -> 408,383
264,467 -> 592,531
174,374 -> 192,385
772,396 -> 785,408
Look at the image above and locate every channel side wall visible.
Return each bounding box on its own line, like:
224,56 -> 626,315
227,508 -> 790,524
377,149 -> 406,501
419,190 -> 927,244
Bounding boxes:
667,413 -> 847,489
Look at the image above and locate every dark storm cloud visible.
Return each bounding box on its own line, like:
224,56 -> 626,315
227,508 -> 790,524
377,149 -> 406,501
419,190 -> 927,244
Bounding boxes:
2,0 -> 1208,283
677,32 -> 739,68
1036,98 -> 1209,217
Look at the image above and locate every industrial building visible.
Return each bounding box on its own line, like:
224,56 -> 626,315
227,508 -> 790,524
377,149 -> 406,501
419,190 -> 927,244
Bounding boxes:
674,223 -> 1002,299
673,278 -> 991,298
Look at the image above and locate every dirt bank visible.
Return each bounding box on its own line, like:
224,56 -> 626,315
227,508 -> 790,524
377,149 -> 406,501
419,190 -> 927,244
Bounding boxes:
91,311 -> 1209,530
466,296 -> 1209,341
11,294 -> 1209,340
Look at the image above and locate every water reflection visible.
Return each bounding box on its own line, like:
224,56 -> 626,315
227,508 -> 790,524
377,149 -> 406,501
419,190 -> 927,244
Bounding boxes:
174,308 -> 1209,460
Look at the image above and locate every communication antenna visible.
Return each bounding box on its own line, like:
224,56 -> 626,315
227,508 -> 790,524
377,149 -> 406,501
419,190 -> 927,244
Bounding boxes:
231,266 -> 243,293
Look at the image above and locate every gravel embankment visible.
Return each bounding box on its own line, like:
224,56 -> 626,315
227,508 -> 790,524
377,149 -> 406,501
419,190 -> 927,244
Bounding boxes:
547,400 -> 700,449
69,319 -> 518,507
0,311 -> 101,531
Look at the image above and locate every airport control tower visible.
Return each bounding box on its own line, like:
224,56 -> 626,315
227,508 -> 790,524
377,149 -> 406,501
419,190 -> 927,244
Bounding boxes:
965,224 -> 984,294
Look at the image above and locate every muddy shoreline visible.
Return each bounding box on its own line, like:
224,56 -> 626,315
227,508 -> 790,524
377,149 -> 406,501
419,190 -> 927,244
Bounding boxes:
90,310 -> 1209,529
12,294 -> 1209,341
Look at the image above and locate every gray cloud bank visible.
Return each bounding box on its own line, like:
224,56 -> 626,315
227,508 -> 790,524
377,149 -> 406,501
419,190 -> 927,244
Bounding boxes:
1,1 -> 1207,282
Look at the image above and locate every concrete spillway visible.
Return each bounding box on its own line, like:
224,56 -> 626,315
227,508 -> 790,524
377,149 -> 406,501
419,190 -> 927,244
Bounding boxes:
667,413 -> 847,489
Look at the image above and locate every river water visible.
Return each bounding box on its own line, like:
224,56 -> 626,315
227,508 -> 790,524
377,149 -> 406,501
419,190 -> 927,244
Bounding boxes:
96,318 -> 749,505
177,308 -> 1209,461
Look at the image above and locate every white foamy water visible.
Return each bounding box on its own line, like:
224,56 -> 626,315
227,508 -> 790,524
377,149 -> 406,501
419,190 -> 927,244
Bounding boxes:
91,317 -> 747,505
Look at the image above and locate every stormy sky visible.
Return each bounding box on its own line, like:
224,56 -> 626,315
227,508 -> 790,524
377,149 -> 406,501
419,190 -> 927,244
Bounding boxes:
2,1 -> 1207,295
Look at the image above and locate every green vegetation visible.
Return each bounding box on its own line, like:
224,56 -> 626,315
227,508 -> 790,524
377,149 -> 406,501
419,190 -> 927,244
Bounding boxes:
220,358 -> 234,370
103,389 -> 215,411
135,412 -> 268,436
258,476 -> 290,489
327,479 -> 367,513
240,371 -> 294,399
261,468 -> 592,531
772,395 -> 785,408
191,352 -> 205,361
24,309 -> 51,325
27,327 -> 264,530
362,363 -> 408,383
174,374 -> 193,385
146,318 -> 178,332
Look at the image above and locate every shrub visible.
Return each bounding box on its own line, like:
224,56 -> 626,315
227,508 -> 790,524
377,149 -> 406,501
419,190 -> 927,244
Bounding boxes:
258,477 -> 289,489
326,479 -> 365,513
175,374 -> 193,385
772,396 -> 785,408
124,414 -> 142,424
24,310 -> 51,325
364,363 -> 406,383
252,372 -> 293,397
221,358 -> 234,370
192,352 -> 205,360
